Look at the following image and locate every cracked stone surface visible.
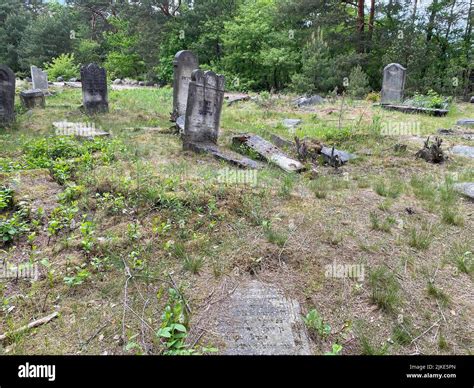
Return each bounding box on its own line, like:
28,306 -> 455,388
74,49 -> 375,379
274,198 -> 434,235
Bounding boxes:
215,280 -> 312,355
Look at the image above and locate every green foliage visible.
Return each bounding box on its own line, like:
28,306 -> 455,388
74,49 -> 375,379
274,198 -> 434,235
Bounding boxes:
0,186 -> 13,211
407,89 -> 448,109
64,266 -> 91,287
0,210 -> 29,244
348,65 -> 370,98
325,343 -> 343,355
104,18 -> 145,79
79,220 -> 95,253
303,308 -> 331,339
44,53 -> 80,80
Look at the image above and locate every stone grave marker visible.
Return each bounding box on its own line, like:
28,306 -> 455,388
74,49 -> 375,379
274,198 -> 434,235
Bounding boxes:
215,280 -> 312,355
0,65 -> 16,126
183,69 -> 225,149
20,89 -> 45,109
454,182 -> 474,200
172,50 -> 199,120
30,65 -> 48,91
381,63 -> 406,104
80,63 -> 109,114
451,145 -> 474,158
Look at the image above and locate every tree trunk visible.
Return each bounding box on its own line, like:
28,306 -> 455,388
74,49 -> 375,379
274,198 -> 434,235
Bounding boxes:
357,0 -> 365,52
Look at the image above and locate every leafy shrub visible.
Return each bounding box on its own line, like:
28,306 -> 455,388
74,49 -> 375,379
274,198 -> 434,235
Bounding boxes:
366,91 -> 380,102
44,53 -> 79,80
303,308 -> 331,338
0,211 -> 29,244
0,187 -> 14,211
406,89 -> 449,109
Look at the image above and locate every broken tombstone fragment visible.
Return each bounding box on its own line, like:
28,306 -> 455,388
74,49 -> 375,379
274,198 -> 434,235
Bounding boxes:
294,95 -> 324,107
20,89 -> 45,109
232,134 -> 305,173
451,145 -> 474,159
176,116 -> 185,132
453,182 -> 474,200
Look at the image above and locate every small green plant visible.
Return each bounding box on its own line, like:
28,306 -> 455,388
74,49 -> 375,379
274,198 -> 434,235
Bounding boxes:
64,266 -> 91,286
278,174 -> 296,198
368,266 -> 400,313
444,243 -> 473,275
392,324 -> 412,346
183,256 -> 204,274
80,220 -> 96,253
303,308 -> 331,338
373,178 -> 403,199
262,220 -> 287,247
324,343 -> 343,355
427,281 -> 450,307
0,211 -> 29,244
407,227 -> 432,250
0,186 -> 13,211
370,212 -> 395,233
157,288 -> 192,355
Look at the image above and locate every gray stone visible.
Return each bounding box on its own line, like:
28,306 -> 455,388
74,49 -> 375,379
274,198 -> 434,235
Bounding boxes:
282,119 -> 302,130
0,65 -> 16,126
216,280 -> 311,355
80,63 -> 108,114
138,81 -> 145,86
451,145 -> 474,158
470,96 -> 474,103
381,63 -> 406,104
454,182 -> 474,200
320,146 -> 356,164
20,89 -> 45,109
183,69 -> 225,149
56,76 -> 64,82
30,65 -> 48,90
294,95 -> 324,107
176,115 -> 185,133
232,134 -> 305,173
25,77 -> 32,83
69,77 -> 78,82
113,78 -> 122,85
172,50 -> 199,120
456,118 -> 474,126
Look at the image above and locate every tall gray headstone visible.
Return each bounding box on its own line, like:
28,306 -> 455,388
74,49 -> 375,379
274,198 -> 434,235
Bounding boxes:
0,65 -> 16,126
381,63 -> 406,104
80,63 -> 108,114
172,50 -> 199,120
30,65 -> 48,90
183,69 -> 225,150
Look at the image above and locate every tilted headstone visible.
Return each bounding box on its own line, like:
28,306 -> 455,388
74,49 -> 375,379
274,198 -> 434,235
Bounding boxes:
20,89 -> 45,109
183,69 -> 225,149
80,63 -> 108,114
172,50 -> 199,120
31,65 -> 48,90
0,65 -> 16,126
381,63 -> 406,104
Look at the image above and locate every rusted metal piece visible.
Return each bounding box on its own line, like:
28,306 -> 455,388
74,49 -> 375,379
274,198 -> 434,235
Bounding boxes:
232,134 -> 305,173
186,142 -> 263,169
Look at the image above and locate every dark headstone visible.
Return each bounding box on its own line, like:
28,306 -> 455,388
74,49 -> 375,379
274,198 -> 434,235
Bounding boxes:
183,70 -> 225,149
381,63 -> 406,104
0,65 -> 16,126
172,50 -> 199,120
80,63 -> 108,114
20,89 -> 45,109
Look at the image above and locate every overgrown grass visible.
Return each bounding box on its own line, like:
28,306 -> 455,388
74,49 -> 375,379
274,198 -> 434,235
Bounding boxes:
368,266 -> 401,313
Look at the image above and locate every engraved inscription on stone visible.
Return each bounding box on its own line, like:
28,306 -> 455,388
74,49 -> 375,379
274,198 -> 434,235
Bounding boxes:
0,65 -> 16,126
81,63 -> 109,114
215,281 -> 312,355
172,50 -> 199,120
381,63 -> 406,104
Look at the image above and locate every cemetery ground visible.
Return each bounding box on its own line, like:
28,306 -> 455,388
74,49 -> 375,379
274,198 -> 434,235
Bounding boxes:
0,84 -> 473,356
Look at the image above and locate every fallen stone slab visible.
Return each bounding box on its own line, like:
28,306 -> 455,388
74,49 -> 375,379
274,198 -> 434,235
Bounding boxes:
294,95 -> 324,107
320,146 -> 356,165
456,119 -> 474,126
437,128 -> 474,141
282,118 -> 301,130
232,134 -> 305,173
381,104 -> 448,116
270,133 -> 295,149
226,93 -> 250,106
215,280 -> 312,355
454,182 -> 474,200
53,121 -> 110,137
186,142 -> 263,169
451,145 -> 474,158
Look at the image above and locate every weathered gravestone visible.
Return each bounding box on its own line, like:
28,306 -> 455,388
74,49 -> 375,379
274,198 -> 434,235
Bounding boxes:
381,63 -> 406,104
215,281 -> 312,355
172,50 -> 199,121
20,89 -> 45,109
0,65 -> 16,126
183,69 -> 225,149
80,63 -> 108,114
30,65 -> 48,91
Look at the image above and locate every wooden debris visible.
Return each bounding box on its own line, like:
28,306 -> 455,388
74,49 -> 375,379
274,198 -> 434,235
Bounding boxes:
0,311 -> 59,341
415,136 -> 445,163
